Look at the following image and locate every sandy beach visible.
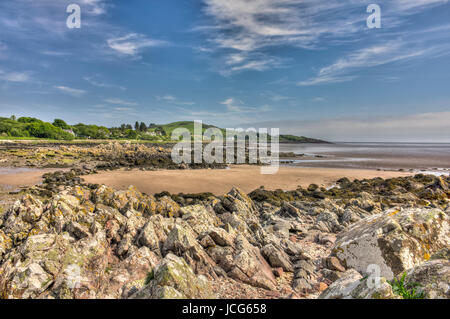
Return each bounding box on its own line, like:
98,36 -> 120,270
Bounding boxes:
0,168 -> 61,191
83,165 -> 414,195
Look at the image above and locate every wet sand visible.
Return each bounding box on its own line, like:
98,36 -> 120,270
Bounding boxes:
279,143 -> 450,171
0,168 -> 60,191
83,165 -> 414,195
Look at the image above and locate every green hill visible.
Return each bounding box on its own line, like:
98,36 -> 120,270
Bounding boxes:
150,121 -> 329,144
148,121 -> 223,136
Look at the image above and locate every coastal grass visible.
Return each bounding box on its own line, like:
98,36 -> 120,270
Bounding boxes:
144,269 -> 155,285
390,272 -> 425,299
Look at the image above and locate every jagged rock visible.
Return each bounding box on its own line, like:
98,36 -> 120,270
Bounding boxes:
318,269 -> 362,299
221,187 -> 258,218
280,202 -> 302,218
162,224 -> 218,278
208,228 -> 234,247
156,196 -> 180,218
136,221 -> 160,253
261,243 -> 293,272
163,224 -> 198,255
326,256 -> 346,272
67,221 -> 90,239
321,268 -> 343,283
332,207 -> 449,279
180,205 -> 222,235
314,211 -> 343,233
293,278 -> 313,293
130,253 -> 213,299
207,234 -> 276,290
294,260 -> 315,277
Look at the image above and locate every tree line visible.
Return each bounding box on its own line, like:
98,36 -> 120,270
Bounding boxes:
0,115 -> 168,141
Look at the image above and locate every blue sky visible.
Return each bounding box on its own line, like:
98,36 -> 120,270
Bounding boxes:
0,0 -> 449,141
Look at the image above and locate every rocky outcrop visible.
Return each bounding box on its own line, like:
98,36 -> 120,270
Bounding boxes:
0,185 -> 282,298
0,173 -> 448,299
331,207 -> 449,279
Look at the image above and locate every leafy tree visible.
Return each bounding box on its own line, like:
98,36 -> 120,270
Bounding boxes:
18,117 -> 41,124
72,124 -> 109,139
139,122 -> 147,132
135,121 -> 140,131
126,129 -> 138,139
25,122 -> 73,140
10,115 -> 16,121
52,119 -> 70,130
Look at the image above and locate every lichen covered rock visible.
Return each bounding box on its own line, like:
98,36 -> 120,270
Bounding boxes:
332,207 -> 449,279
130,253 -> 213,299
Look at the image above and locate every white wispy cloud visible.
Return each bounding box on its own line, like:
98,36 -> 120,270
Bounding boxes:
104,98 -> 138,106
298,42 -> 429,86
79,0 -> 108,15
114,107 -> 134,112
0,69 -> 31,82
107,33 -> 169,57
221,97 -> 271,114
200,0 -> 449,74
0,1 -> 168,65
221,98 -> 242,112
84,76 -> 126,91
54,86 -> 87,97
156,95 -> 195,106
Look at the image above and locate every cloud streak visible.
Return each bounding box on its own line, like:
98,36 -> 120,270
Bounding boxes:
200,0 -> 449,74
0,69 -> 31,83
107,33 -> 169,57
298,41 -> 429,86
54,86 -> 87,97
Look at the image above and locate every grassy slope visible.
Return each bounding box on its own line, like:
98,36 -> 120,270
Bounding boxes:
151,121 -> 329,143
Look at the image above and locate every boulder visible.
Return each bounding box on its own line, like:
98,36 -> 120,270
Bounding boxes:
130,253 -> 213,299
261,243 -> 293,272
332,207 -> 449,279
318,269 -> 362,299
163,224 -> 198,255
319,268 -> 398,299
207,234 -> 277,290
